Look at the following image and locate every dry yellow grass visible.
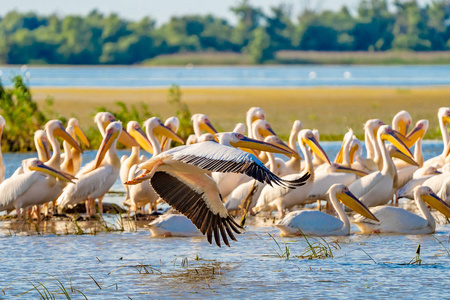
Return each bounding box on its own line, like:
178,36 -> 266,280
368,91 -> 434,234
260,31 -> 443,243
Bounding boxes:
32,86 -> 450,140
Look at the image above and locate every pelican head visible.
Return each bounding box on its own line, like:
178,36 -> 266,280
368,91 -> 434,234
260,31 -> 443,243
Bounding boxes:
405,119 -> 428,147
67,118 -> 90,147
233,123 -> 246,135
392,110 -> 412,136
438,107 -> 450,125
264,135 -> 299,156
161,117 -> 181,150
217,132 -> 293,156
198,133 -> 216,143
349,137 -> 362,163
415,186 -> 450,218
292,120 -> 303,133
253,119 -> 278,138
191,114 -> 218,135
126,121 -> 154,153
364,119 -> 384,137
94,112 -> 138,147
247,107 -> 266,123
378,125 -> 414,159
34,130 -> 51,162
27,158 -> 75,183
299,129 -> 330,164
94,121 -> 122,168
144,117 -> 184,144
45,120 -> 83,153
329,184 -> 378,221
335,128 -> 353,164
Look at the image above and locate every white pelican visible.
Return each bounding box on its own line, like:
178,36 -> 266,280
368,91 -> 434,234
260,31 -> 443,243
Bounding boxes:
355,186 -> 450,234
94,112 -> 139,147
253,129 -> 329,217
397,166 -> 442,199
277,184 -> 378,237
0,115 -> 5,183
160,117 -> 180,152
58,121 -> 125,215
424,107 -> 450,168
246,107 -> 265,138
148,214 -> 202,237
61,118 -> 90,176
186,114 -> 218,145
233,123 -> 246,135
126,117 -> 184,212
282,120 -> 302,176
125,132 -> 309,247
348,125 -> 414,207
362,119 -> 385,172
421,163 -> 450,202
0,159 -> 74,220
392,110 -> 412,136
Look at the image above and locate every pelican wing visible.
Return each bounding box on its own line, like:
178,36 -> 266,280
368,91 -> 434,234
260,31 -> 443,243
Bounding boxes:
0,172 -> 39,210
397,175 -> 433,199
307,173 -> 356,201
348,171 -> 383,198
150,171 -> 242,247
166,142 -> 309,188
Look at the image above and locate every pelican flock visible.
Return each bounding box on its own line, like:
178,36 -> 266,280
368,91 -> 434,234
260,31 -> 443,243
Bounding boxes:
0,106 -> 450,248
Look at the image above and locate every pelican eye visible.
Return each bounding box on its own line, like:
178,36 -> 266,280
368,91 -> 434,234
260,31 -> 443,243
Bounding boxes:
236,133 -> 244,139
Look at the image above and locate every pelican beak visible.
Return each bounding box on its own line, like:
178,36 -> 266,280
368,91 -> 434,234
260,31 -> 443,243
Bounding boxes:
334,145 -> 344,164
338,190 -> 379,222
335,164 -> 368,177
95,127 -> 119,169
392,130 -> 411,148
398,119 -> 410,136
303,136 -> 330,164
29,161 -> 75,183
271,138 -> 299,158
125,169 -> 152,185
118,126 -> 140,147
349,144 -> 359,164
200,120 -> 218,135
442,116 -> 450,125
382,130 -> 414,159
434,170 -> 442,175
422,192 -> 450,219
130,126 -> 153,154
37,137 -> 51,162
446,143 -> 450,157
154,123 -> 184,144
389,147 -> 419,166
231,136 -> 292,156
54,125 -> 83,154
405,125 -> 425,148
74,125 -> 90,147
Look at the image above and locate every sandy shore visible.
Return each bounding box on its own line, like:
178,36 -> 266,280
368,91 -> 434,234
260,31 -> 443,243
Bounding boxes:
32,86 -> 450,140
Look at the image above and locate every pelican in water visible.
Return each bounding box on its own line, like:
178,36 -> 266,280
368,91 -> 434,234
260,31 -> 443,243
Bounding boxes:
397,166 -> 442,199
126,132 -> 309,247
424,107 -> 450,168
277,184 -> 378,236
125,117 -> 184,212
58,121 -> 126,215
0,159 -> 74,220
354,186 -> 450,234
148,214 -> 202,237
348,125 -> 414,207
253,129 -> 329,217
61,118 -> 90,176
0,115 -> 5,183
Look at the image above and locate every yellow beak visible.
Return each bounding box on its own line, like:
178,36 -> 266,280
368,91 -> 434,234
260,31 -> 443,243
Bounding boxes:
338,190 -> 379,221
54,126 -> 83,154
199,120 -> 218,135
381,130 -> 414,159
349,144 -> 359,164
389,146 -> 418,166
231,136 -> 292,156
303,136 -> 330,164
422,192 -> 450,219
29,161 -> 75,183
74,125 -> 90,148
154,123 -> 184,145
397,119 -> 410,136
442,116 -> 450,125
335,164 -> 368,177
118,126 -> 139,147
95,128 -> 119,169
37,137 -> 51,162
130,126 -> 154,154
405,126 -> 425,148
334,144 -> 344,164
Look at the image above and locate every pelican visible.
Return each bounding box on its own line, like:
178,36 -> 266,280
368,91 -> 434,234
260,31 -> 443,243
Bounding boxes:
348,125 -> 414,207
0,115 -> 5,183
421,163 -> 450,201
94,112 -> 139,147
361,119 -> 385,172
424,107 -> 450,168
354,186 -> 450,234
61,118 -> 90,176
160,117 -> 180,152
0,159 -> 74,221
246,107 -> 265,138
233,123 -> 246,135
253,129 -> 329,217
148,214 -> 202,237
58,121 -> 125,215
282,120 -> 302,176
277,184 -> 378,236
185,114 -> 218,145
392,110 -> 412,136
125,132 -> 309,247
397,166 -> 442,199
126,117 -> 184,212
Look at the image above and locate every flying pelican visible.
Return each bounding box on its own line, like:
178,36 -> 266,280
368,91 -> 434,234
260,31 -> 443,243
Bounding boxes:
424,107 -> 450,168
147,214 -> 202,237
58,121 -> 126,215
0,115 -> 5,183
276,184 -> 378,236
253,129 -> 329,217
354,186 -> 450,234
0,159 -> 74,221
125,132 -> 309,247
61,118 -> 90,176
125,117 -> 184,213
348,125 -> 414,207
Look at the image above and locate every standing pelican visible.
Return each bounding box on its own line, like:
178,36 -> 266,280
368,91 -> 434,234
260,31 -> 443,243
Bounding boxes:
126,132 -> 309,247
61,118 -> 90,176
58,122 -> 126,215
94,112 -> 139,147
355,186 -> 450,234
424,107 -> 450,168
246,107 -> 265,138
277,184 -> 378,236
0,159 -> 74,220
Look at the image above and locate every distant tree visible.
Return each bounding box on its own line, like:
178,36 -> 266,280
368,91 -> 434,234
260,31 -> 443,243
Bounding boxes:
246,27 -> 273,63
230,0 -> 265,48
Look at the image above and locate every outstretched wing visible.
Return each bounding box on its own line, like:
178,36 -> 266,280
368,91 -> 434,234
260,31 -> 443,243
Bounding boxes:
165,142 -> 310,188
150,171 -> 242,247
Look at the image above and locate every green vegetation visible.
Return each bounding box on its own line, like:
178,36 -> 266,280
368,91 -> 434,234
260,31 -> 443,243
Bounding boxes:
0,0 -> 449,65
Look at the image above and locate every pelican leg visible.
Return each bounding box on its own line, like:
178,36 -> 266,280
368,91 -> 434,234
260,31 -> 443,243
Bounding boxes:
90,198 -> 96,217
98,195 -> 104,215
36,205 -> 41,223
43,203 -> 49,217
85,198 -> 91,215
52,200 -> 57,215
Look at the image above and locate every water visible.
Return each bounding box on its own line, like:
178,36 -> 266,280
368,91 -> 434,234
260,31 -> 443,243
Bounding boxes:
0,141 -> 449,299
1,65 -> 450,88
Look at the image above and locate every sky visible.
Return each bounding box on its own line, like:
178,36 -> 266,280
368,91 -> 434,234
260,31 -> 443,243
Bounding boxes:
0,0 -> 434,25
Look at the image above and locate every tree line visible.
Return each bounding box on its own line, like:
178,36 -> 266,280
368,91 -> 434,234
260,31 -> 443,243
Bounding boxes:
0,0 -> 449,64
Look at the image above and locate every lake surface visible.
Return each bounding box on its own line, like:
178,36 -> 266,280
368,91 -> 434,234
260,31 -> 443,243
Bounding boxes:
1,65 -> 450,88
1,141 -> 449,299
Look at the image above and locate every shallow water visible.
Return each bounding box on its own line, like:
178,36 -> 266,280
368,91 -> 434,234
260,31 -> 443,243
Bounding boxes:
0,141 -> 449,299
